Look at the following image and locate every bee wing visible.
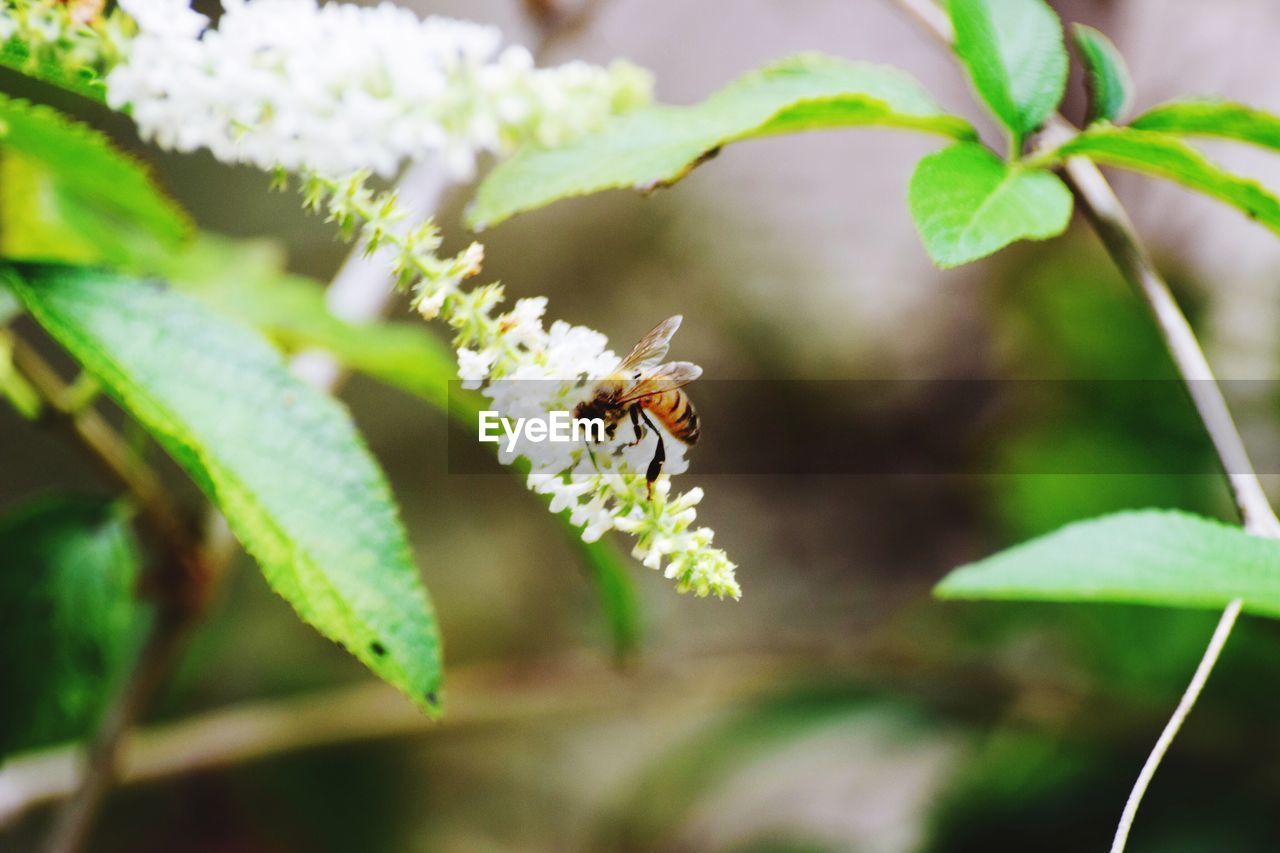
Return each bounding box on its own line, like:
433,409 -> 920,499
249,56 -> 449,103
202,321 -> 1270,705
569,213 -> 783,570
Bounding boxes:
616,315 -> 683,374
618,361 -> 702,404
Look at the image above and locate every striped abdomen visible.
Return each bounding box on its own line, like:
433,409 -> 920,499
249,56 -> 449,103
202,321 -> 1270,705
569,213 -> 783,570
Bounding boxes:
642,389 -> 700,445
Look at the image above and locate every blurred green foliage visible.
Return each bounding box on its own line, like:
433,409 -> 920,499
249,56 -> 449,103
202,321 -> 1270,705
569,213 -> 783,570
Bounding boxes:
0,496 -> 143,759
988,241 -> 1223,539
7,263 -> 446,712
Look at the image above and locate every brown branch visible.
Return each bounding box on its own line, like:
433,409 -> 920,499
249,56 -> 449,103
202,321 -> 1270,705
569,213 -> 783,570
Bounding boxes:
8,337 -> 210,853
523,0 -> 607,48
9,337 -> 199,565
1,653 -> 787,824
37,613 -> 195,853
5,640 -> 1277,827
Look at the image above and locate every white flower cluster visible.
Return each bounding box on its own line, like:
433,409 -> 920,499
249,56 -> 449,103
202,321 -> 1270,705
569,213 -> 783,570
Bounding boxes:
460,299 -> 741,600
48,0 -> 737,599
306,174 -> 740,597
302,171 -> 486,319
106,0 -> 652,180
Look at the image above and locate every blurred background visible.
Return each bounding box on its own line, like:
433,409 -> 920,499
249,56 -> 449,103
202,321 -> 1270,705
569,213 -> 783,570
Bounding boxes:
5,0 -> 1280,849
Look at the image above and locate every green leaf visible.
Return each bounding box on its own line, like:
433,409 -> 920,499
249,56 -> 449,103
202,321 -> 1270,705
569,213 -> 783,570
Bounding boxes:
936,509 -> 1280,616
1132,99 -> 1280,152
0,38 -> 108,103
168,237 -> 458,410
469,53 -> 975,228
5,264 -> 443,714
0,285 -> 19,325
0,151 -> 105,265
1046,125 -> 1280,235
0,497 -> 143,758
0,95 -> 189,257
908,142 -> 1072,267
948,0 -> 1069,141
556,515 -> 642,659
1071,24 -> 1133,124
169,236 -> 646,658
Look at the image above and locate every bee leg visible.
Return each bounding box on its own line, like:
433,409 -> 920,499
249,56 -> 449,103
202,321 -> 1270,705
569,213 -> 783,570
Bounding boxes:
626,404 -> 647,446
638,408 -> 665,495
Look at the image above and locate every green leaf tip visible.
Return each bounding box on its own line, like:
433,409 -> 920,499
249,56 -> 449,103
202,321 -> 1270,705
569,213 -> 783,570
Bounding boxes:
6,264 -> 444,715
0,35 -> 110,103
937,509 -> 1280,618
1071,23 -> 1133,124
1045,125 -> 1280,236
1132,99 -> 1280,152
948,0 -> 1068,140
908,142 -> 1072,268
0,94 -> 191,255
469,52 -> 975,228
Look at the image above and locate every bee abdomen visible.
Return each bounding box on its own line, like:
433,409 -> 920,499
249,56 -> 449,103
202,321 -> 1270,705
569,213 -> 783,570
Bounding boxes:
647,390 -> 700,445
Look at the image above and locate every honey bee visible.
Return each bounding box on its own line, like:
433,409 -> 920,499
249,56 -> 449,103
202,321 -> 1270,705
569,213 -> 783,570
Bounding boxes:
572,315 -> 702,489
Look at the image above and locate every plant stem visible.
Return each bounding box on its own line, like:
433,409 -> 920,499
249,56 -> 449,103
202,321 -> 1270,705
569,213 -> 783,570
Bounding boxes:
7,337 -> 208,853
890,0 -> 1280,536
1109,597 -> 1241,853
1044,118 -> 1280,537
39,611 -> 195,853
1,633 -> 1264,826
8,335 -> 197,566
888,1 -> 1280,848
0,652 -> 787,824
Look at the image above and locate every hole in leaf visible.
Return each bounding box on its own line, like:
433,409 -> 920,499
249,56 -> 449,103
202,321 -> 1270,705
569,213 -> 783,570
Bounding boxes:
369,641 -> 387,657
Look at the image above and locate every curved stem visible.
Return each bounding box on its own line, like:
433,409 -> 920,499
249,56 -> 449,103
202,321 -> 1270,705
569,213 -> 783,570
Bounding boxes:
1110,598 -> 1242,853
887,1 -> 1280,849
1047,120 -> 1280,537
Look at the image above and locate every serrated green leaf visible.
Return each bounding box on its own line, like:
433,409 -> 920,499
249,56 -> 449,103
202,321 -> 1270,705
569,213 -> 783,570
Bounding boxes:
1132,99 -> 1280,151
0,94 -> 189,255
0,496 -> 144,759
170,236 -> 646,658
936,510 -> 1280,616
1046,125 -> 1280,235
4,264 -> 443,714
0,37 -> 109,102
908,142 -> 1072,267
469,53 -> 975,228
169,239 -> 458,411
1071,24 -> 1133,124
948,0 -> 1068,141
